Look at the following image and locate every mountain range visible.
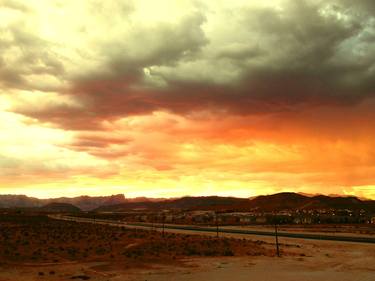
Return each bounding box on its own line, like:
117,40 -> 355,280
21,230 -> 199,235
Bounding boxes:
0,192 -> 374,213
94,192 -> 375,213
0,194 -> 127,211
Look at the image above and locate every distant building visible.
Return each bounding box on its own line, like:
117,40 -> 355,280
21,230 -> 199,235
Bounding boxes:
293,217 -> 313,224
239,216 -> 253,223
140,215 -> 147,222
164,214 -> 174,223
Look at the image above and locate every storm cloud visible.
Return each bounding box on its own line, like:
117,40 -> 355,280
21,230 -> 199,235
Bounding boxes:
1,0 -> 375,198
2,0 -> 373,130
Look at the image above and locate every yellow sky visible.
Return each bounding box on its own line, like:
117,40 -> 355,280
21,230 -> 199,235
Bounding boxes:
0,0 -> 374,199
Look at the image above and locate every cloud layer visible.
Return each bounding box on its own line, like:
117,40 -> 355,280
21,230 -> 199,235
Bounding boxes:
0,0 -> 375,198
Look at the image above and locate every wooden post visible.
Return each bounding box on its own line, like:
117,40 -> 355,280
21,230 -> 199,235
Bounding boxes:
215,212 -> 219,238
275,224 -> 280,257
162,215 -> 165,238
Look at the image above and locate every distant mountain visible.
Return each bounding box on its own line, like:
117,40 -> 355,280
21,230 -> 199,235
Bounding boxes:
51,194 -> 127,211
0,194 -> 127,211
245,192 -> 311,211
0,195 -> 41,208
1,192 -> 374,213
38,202 -> 81,213
94,193 -> 375,213
233,193 -> 375,213
95,196 -> 249,212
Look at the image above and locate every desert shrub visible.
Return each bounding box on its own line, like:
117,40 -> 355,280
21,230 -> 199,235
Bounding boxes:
95,247 -> 106,255
184,246 -> 199,256
224,249 -> 234,256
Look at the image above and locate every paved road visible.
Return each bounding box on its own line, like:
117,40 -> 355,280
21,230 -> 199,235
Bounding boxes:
50,215 -> 375,244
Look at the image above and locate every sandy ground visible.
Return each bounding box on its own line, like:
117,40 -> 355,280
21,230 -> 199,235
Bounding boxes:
1,236 -> 374,281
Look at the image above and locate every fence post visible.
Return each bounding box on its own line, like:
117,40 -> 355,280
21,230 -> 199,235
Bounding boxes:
162,215 -> 165,237
275,223 -> 280,257
215,212 -> 219,238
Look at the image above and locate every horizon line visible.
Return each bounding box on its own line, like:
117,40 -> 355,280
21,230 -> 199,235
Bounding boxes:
0,191 -> 371,201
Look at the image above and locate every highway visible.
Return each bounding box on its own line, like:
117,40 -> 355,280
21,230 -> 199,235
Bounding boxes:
50,215 -> 375,244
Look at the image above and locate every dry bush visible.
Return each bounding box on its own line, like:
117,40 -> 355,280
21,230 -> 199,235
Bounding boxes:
0,214 -> 273,265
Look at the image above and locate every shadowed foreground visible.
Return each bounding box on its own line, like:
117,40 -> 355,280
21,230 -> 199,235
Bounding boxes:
1,214 -> 374,281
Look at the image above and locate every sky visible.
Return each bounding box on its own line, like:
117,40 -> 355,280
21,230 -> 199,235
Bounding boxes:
0,0 -> 375,199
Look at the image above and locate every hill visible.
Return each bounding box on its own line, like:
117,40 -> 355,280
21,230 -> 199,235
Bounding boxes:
0,194 -> 127,211
95,196 -> 249,212
38,202 -> 81,213
230,193 -> 375,212
1,192 -> 374,213
94,193 -> 375,213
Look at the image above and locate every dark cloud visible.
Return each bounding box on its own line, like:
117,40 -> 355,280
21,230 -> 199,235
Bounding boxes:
68,134 -> 131,149
215,45 -> 264,61
74,12 -> 208,82
252,0 -> 374,91
8,0 -> 375,130
339,0 -> 375,15
0,23 -> 65,90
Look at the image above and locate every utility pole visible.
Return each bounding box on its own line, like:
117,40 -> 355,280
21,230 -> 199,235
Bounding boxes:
215,212 -> 219,238
274,223 -> 280,257
162,215 -> 165,238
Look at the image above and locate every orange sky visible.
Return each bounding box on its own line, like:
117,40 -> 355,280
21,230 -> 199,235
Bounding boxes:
0,0 -> 375,199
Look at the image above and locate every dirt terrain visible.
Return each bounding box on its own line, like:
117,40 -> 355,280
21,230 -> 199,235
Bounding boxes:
0,214 -> 280,280
0,214 -> 374,281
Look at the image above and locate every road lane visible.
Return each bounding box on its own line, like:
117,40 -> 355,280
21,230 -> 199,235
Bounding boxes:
49,215 -> 375,244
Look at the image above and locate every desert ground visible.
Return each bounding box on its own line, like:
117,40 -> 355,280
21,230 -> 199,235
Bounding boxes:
0,214 -> 374,281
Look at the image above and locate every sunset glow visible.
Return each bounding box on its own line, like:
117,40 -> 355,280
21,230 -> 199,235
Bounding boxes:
1,0 -> 375,199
